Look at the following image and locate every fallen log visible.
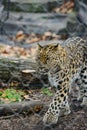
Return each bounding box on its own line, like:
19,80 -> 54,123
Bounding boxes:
0,56 -> 36,81
0,100 -> 44,117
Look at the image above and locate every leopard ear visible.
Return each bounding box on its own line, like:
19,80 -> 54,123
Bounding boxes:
58,44 -> 67,55
37,43 -> 43,49
54,44 -> 58,48
58,44 -> 63,50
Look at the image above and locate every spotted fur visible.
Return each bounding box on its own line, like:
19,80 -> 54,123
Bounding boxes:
36,37 -> 87,125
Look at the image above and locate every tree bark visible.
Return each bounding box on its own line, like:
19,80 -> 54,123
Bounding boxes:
0,101 -> 44,116
0,56 -> 36,81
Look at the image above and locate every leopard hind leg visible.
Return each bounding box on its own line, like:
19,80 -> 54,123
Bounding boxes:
77,67 -> 87,106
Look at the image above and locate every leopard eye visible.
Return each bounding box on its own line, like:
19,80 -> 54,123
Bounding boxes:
46,57 -> 49,60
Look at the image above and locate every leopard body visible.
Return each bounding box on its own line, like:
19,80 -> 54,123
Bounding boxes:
36,37 -> 87,125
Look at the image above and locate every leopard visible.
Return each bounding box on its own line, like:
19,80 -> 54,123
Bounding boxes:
36,37 -> 87,125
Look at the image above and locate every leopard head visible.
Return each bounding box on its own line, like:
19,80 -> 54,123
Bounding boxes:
36,43 -> 68,74
37,43 -> 59,64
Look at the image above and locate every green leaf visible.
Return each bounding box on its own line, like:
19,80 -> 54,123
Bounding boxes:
41,88 -> 53,96
0,91 -> 3,96
1,88 -> 24,102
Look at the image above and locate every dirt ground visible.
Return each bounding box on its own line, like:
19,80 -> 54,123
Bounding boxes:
0,85 -> 87,130
0,100 -> 87,130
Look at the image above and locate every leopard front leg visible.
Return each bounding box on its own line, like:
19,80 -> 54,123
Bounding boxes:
43,89 -> 71,125
43,72 -> 71,125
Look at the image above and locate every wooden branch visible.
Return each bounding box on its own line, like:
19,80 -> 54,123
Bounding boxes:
0,101 -> 44,116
